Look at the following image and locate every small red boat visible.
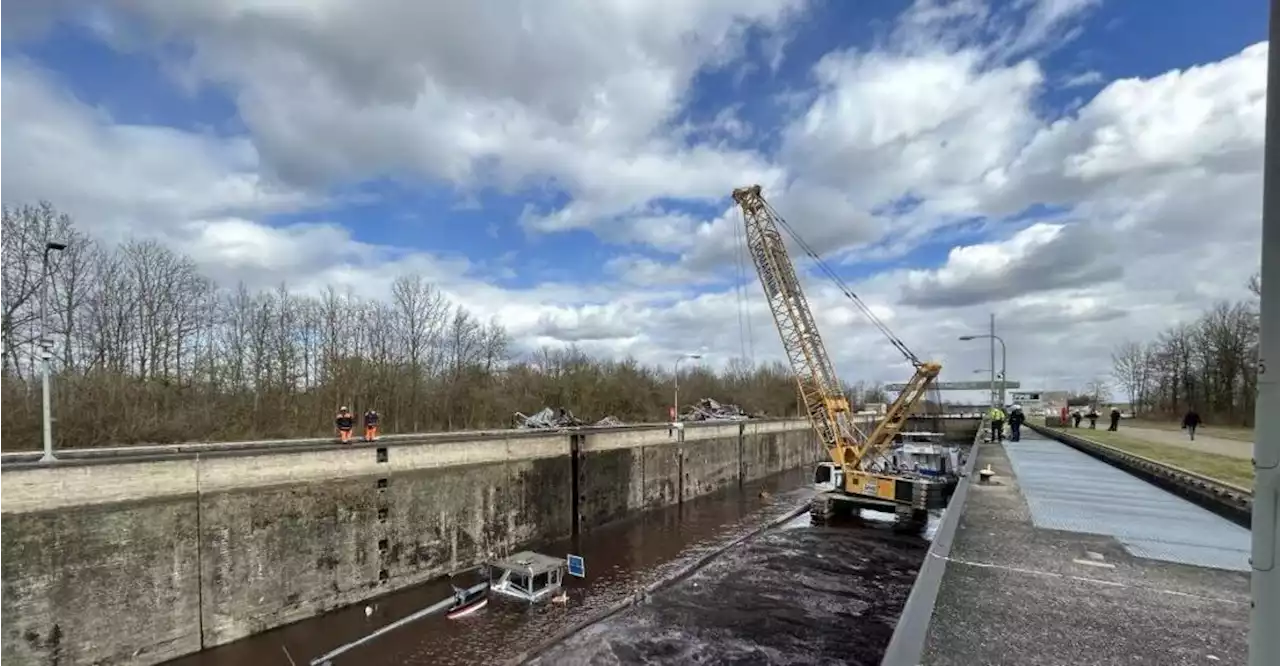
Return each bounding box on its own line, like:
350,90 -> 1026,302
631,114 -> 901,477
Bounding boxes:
445,586 -> 488,620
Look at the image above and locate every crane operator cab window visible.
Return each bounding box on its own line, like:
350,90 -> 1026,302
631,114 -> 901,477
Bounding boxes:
814,462 -> 842,491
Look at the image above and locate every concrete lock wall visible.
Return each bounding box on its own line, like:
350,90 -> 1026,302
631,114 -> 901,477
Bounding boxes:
1,417 -> 837,666
573,418 -> 835,529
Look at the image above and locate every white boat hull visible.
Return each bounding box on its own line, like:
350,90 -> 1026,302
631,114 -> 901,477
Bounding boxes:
446,597 -> 488,619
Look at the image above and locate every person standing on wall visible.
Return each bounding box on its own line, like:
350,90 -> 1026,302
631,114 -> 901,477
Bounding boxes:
1182,408 -> 1201,442
364,408 -> 380,442
1108,407 -> 1121,431
988,405 -> 1006,442
335,406 -> 355,444
1008,404 -> 1025,442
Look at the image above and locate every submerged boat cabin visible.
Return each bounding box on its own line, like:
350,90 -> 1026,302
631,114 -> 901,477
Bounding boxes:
487,551 -> 566,603
892,432 -> 960,478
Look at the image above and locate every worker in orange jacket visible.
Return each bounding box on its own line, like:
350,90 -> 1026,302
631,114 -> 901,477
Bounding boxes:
335,406 -> 355,443
363,409 -> 380,442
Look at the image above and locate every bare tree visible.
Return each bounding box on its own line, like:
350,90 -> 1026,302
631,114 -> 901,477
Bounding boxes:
1107,274 -> 1262,426
1083,378 -> 1110,408
1110,341 -> 1145,414
0,201 -> 809,448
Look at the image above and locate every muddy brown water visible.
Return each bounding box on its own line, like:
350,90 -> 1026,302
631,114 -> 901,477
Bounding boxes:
529,517 -> 929,665
166,467 -> 926,666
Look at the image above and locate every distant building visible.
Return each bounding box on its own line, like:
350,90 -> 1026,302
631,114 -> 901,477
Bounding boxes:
1009,390 -> 1071,418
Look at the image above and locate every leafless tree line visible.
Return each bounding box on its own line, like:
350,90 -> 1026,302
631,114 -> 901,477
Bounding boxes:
0,203 -> 894,449
1110,275 -> 1261,426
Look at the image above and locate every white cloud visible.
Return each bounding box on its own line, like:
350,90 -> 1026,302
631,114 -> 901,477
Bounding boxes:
783,47 -> 1043,219
1063,70 -> 1103,87
0,0 -> 1267,404
79,0 -> 800,241
900,221 -> 1123,307
1,60 -> 312,240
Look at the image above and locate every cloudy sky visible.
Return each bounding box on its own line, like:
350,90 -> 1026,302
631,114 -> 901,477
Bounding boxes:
1,0 -> 1268,402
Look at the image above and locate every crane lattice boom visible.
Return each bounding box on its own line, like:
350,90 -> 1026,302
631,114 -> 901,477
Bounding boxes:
733,184 -> 943,477
733,185 -> 867,468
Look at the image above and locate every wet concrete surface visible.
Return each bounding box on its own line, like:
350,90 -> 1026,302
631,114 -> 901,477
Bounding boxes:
922,438 -> 1251,666
165,468 -> 832,666
528,514 -> 929,666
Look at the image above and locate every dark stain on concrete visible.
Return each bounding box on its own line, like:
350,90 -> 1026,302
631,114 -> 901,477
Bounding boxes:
577,448 -> 639,529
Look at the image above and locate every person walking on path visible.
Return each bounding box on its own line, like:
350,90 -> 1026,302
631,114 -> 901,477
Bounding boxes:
1182,408 -> 1202,442
1071,410 -> 1082,428
1086,408 -> 1099,429
1108,407 -> 1121,432
989,405 -> 1006,442
1008,405 -> 1025,442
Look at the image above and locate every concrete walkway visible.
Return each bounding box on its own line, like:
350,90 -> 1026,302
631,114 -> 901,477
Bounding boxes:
1112,425 -> 1253,460
922,431 -> 1250,666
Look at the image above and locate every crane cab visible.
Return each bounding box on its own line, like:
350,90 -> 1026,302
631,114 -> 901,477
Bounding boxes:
815,462 -> 911,503
814,462 -> 843,492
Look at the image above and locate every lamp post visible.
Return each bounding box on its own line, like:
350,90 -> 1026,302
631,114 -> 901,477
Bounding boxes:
960,329 -> 1006,407
40,241 -> 68,464
673,353 -> 703,426
1248,3 -> 1280,663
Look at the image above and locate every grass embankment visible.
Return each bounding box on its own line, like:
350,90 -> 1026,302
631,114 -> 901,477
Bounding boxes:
1049,426 -> 1254,489
1127,418 -> 1255,443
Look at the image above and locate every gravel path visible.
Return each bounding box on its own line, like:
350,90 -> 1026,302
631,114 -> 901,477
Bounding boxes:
1110,425 -> 1253,460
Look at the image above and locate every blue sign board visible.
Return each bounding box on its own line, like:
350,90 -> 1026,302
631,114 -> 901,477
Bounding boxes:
566,554 -> 585,578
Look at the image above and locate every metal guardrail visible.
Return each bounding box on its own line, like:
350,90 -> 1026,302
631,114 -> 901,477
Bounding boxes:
879,417 -> 988,666
0,417 -> 831,470
0,428 -> 586,470
1028,423 -> 1254,528
2,414 -> 970,469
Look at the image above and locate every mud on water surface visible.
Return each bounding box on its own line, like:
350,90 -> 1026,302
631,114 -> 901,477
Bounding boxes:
529,519 -> 928,666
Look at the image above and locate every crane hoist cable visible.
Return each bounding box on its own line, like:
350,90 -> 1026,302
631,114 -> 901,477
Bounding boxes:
735,185 -> 942,482
752,196 -> 922,367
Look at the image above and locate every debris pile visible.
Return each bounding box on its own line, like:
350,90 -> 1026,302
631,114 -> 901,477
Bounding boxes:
514,407 -> 626,430
680,398 -> 750,422
515,407 -> 585,429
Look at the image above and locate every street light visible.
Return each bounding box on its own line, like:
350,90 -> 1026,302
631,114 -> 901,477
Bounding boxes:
673,353 -> 703,427
40,241 -> 68,464
959,318 -> 1007,407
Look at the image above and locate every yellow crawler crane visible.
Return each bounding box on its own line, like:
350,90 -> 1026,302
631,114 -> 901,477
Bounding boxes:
732,185 -> 943,525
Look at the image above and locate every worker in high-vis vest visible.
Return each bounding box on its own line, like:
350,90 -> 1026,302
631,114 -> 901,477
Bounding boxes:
989,406 -> 1006,442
